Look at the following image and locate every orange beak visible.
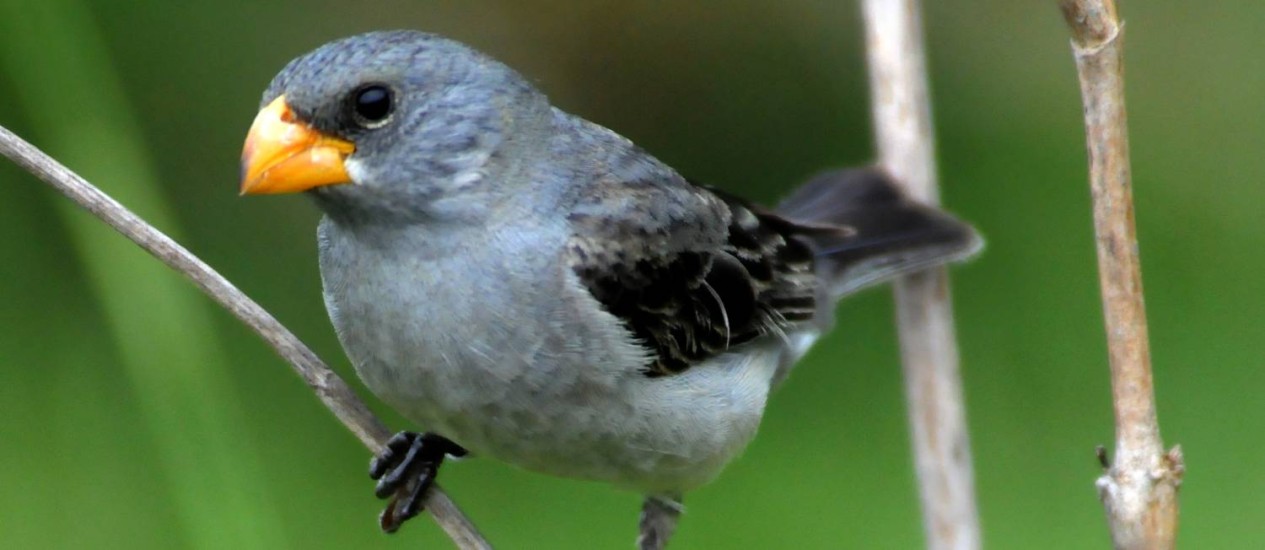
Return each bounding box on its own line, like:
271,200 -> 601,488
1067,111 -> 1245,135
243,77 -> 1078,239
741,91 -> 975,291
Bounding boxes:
240,95 -> 356,195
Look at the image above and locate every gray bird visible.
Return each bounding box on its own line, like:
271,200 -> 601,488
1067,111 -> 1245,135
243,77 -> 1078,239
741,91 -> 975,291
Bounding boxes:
240,30 -> 981,544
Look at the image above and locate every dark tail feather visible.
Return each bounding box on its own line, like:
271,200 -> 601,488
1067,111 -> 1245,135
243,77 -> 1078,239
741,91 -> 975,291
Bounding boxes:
778,167 -> 983,298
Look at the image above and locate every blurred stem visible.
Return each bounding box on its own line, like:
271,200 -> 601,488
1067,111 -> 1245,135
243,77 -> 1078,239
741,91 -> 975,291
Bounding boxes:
861,1 -> 982,549
0,3 -> 286,548
1058,1 -> 1184,548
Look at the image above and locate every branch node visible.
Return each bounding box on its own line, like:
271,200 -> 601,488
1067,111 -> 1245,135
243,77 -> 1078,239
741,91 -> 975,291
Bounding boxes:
1060,0 -> 1120,48
1070,21 -> 1122,57
1162,446 -> 1186,484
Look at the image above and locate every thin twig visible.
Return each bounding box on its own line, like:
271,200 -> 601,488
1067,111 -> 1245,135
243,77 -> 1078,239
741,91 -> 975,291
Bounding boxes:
861,1 -> 981,549
1058,2 -> 1183,548
0,124 -> 491,550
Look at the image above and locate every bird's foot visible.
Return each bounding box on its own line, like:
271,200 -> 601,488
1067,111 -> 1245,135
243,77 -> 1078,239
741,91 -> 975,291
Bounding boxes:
369,431 -> 468,533
638,494 -> 684,550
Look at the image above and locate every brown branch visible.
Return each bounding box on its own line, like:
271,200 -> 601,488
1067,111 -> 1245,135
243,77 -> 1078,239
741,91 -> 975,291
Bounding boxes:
861,1 -> 981,548
0,124 -> 491,550
1058,1 -> 1183,548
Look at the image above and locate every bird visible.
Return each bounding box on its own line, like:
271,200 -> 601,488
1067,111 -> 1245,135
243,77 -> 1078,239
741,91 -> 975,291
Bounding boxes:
239,30 -> 981,544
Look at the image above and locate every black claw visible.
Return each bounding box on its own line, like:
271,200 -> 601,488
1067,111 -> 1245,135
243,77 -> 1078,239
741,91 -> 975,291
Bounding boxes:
368,431 -> 467,533
397,467 -> 433,521
369,432 -> 415,479
374,437 -> 425,498
379,500 -> 402,534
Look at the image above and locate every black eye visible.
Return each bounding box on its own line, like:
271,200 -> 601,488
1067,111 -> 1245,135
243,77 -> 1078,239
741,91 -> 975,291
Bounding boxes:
351,84 -> 393,126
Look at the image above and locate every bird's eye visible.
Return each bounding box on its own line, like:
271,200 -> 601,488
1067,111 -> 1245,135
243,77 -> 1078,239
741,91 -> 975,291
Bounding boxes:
350,84 -> 394,127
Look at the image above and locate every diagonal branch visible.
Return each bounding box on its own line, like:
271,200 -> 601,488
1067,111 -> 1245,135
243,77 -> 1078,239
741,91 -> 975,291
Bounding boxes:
1058,1 -> 1184,548
861,1 -> 982,549
0,124 -> 491,550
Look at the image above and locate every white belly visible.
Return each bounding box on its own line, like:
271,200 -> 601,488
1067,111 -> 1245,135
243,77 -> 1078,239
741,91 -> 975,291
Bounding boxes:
319,219 -> 784,492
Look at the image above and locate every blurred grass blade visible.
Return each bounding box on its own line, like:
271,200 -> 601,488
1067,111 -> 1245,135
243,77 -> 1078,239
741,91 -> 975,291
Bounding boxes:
0,2 -> 288,547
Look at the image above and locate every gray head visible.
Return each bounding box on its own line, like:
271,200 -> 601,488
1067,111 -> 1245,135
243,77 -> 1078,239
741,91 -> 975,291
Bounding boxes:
241,30 -> 547,223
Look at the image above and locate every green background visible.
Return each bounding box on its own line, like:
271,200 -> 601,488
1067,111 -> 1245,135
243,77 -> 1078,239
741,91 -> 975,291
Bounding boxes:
1,1 -> 1258,548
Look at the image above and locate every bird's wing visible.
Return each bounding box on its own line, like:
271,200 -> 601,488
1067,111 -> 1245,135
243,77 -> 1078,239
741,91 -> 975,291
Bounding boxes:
565,174 -> 840,377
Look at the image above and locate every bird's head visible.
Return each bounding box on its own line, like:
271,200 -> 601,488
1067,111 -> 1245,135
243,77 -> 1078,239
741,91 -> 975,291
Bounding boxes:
240,30 -> 544,223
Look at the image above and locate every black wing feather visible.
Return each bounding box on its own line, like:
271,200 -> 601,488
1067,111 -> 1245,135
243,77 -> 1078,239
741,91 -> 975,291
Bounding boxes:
567,166 -> 981,379
567,178 -> 825,377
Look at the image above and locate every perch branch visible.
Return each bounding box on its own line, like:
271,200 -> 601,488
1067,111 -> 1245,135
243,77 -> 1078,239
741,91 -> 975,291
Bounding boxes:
1058,1 -> 1183,548
0,124 -> 491,550
861,1 -> 981,549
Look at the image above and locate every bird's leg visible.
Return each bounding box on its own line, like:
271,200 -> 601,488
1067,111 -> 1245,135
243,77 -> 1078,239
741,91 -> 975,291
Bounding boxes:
638,493 -> 684,550
369,431 -> 468,533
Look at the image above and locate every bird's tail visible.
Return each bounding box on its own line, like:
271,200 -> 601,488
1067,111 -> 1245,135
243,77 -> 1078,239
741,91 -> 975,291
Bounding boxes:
777,167 -> 983,299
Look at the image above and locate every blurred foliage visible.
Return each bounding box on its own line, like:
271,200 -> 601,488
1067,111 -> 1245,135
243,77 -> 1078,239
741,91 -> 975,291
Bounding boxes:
1,0 -> 1261,548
